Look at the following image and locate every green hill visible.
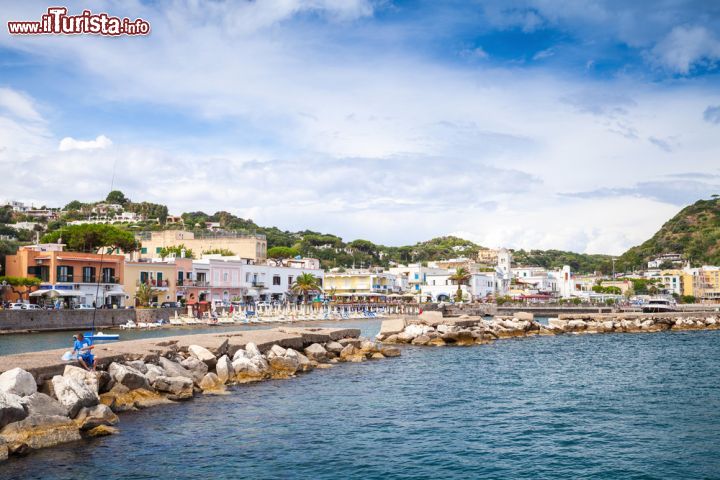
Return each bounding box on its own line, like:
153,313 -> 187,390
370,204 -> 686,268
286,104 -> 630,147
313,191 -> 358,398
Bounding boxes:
618,195 -> 720,270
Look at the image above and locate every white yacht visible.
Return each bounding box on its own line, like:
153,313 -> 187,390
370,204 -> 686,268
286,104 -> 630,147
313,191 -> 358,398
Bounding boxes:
642,297 -> 677,313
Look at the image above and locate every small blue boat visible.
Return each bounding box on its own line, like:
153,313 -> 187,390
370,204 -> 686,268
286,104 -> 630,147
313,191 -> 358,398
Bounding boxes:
84,331 -> 120,341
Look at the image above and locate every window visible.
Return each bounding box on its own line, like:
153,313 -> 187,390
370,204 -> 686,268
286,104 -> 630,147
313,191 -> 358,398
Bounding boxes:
288,276 -> 293,285
157,272 -> 164,285
246,273 -> 251,282
223,272 -> 228,282
141,247 -> 148,254
57,265 -> 73,283
273,275 -> 281,286
82,266 -> 95,283
102,268 -> 115,283
140,271 -> 149,284
155,247 -> 162,253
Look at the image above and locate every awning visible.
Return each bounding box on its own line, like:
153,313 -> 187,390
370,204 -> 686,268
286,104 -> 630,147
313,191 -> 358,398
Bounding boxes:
105,288 -> 126,297
30,289 -> 84,297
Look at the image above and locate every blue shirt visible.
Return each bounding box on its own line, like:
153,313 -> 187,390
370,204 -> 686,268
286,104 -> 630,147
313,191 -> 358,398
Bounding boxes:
73,338 -> 92,356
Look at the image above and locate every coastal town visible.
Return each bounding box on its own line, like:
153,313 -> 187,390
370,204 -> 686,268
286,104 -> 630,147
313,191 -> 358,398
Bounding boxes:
2,197 -> 719,315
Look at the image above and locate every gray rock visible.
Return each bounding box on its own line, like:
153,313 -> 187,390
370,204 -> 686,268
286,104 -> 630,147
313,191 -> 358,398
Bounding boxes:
269,355 -> 299,375
20,393 -> 68,418
325,341 -> 344,354
380,346 -> 401,357
180,357 -> 208,383
189,345 -> 217,368
126,360 -> 148,374
268,345 -> 287,358
304,343 -> 329,362
0,391 -> 28,429
153,376 -> 193,400
50,375 -> 99,418
74,404 -> 119,430
215,355 -> 234,384
144,364 -> 166,384
411,335 -> 430,345
0,368 -> 37,397
0,439 -> 7,462
158,357 -> 194,380
96,371 -> 113,394
232,357 -> 263,378
108,363 -> 151,391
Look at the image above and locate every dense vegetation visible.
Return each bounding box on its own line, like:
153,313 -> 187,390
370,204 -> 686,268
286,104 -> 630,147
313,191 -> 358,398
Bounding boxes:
618,196 -> 720,270
512,249 -> 614,274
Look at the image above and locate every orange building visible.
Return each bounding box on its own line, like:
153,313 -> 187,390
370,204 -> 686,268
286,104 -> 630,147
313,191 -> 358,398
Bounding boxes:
4,244 -> 126,307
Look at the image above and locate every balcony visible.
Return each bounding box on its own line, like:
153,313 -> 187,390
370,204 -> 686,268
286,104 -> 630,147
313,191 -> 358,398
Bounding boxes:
137,279 -> 170,288
58,275 -> 119,284
251,281 -> 265,288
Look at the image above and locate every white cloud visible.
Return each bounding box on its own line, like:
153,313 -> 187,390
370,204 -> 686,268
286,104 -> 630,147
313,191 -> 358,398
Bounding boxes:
58,135 -> 113,151
0,87 -> 43,123
650,25 -> 720,74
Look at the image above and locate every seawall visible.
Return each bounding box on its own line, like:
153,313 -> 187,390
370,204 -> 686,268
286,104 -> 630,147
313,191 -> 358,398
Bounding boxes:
0,308 -> 184,333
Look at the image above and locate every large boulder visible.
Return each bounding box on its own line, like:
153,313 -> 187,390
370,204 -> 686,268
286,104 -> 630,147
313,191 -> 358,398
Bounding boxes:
380,346 -> 401,357
267,345 -> 287,358
304,343 -> 329,362
339,344 -> 364,362
268,355 -> 299,376
189,345 -> 217,369
285,349 -> 314,372
0,415 -> 81,451
232,349 -> 250,361
198,373 -> 225,393
215,355 -> 234,384
158,357 -> 194,380
325,341 -> 344,355
108,363 -> 151,391
245,342 -> 262,358
411,335 -> 430,345
100,385 -> 172,412
125,361 -> 148,374
180,357 -> 209,383
0,439 -> 7,462
378,318 -> 406,338
51,375 -> 98,418
153,376 -> 193,400
74,404 -> 119,430
144,364 -> 166,384
0,391 -> 28,429
231,357 -> 264,380
63,365 -> 99,395
20,393 -> 68,418
404,324 -> 429,337
0,368 -> 37,397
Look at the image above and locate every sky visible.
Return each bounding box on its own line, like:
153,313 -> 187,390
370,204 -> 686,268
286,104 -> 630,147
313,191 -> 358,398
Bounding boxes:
0,0 -> 719,255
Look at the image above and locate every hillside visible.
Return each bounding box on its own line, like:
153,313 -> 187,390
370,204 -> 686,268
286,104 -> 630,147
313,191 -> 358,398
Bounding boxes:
618,196 -> 720,270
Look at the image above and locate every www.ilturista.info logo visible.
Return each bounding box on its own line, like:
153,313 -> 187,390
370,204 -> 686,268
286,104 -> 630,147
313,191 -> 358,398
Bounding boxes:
7,7 -> 150,36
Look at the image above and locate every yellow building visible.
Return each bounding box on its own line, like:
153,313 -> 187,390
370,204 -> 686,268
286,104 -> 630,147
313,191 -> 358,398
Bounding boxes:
324,270 -> 397,295
691,267 -> 720,302
123,261 -> 179,306
137,230 -> 267,261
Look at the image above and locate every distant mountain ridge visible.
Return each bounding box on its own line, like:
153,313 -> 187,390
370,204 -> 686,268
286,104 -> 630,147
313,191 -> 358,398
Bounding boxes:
618,196 -> 720,269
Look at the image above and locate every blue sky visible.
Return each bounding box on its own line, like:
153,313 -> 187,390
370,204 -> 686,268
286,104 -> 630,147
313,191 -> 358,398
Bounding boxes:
0,0 -> 719,254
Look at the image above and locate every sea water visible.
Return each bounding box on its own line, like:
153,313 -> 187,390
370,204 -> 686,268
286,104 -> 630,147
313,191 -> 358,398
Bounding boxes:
2,329 -> 719,479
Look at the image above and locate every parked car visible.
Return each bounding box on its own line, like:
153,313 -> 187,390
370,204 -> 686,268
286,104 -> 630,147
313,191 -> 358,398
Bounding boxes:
160,301 -> 180,308
22,304 -> 42,310
8,303 -> 25,310
256,301 -> 272,308
74,304 -> 95,310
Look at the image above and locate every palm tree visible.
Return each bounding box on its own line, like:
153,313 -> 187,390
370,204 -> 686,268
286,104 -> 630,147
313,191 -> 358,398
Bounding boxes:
291,273 -> 320,305
449,267 -> 471,302
135,282 -> 159,307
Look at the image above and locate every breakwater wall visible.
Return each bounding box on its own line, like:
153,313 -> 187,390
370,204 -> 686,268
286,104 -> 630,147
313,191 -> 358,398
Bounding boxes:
378,311 -> 720,347
422,303 -> 616,318
0,308 -> 184,333
0,325 -> 400,461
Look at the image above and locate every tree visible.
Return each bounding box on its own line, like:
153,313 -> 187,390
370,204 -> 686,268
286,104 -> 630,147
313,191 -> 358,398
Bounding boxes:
159,244 -> 194,259
64,200 -> 84,211
41,224 -> 139,253
267,246 -> 300,260
291,273 -> 320,304
0,276 -> 42,301
106,190 -> 131,206
0,206 -> 12,224
135,282 -> 158,307
202,248 -> 234,256
126,202 -> 169,224
449,267 -> 471,302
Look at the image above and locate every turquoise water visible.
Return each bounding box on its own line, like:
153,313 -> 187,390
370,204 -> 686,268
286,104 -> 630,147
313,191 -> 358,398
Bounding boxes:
2,329 -> 720,479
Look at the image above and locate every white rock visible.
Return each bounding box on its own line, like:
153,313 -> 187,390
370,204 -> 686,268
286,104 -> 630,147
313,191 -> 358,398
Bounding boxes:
232,357 -> 263,378
158,357 -> 194,380
215,355 -> 234,383
188,345 -> 217,368
232,349 -> 249,361
144,364 -> 166,384
245,342 -> 261,358
0,368 -> 37,397
153,376 -> 193,399
63,365 -> 99,395
268,345 -> 286,358
51,375 -> 99,418
404,324 -> 427,337
304,343 -> 329,362
198,373 -> 224,391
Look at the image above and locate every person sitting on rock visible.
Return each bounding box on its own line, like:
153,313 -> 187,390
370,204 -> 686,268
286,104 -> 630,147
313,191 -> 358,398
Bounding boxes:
73,333 -> 95,371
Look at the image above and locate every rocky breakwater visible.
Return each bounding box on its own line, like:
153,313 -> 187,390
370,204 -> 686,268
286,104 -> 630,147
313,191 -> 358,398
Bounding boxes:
0,326 -> 400,462
377,311 -> 720,350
